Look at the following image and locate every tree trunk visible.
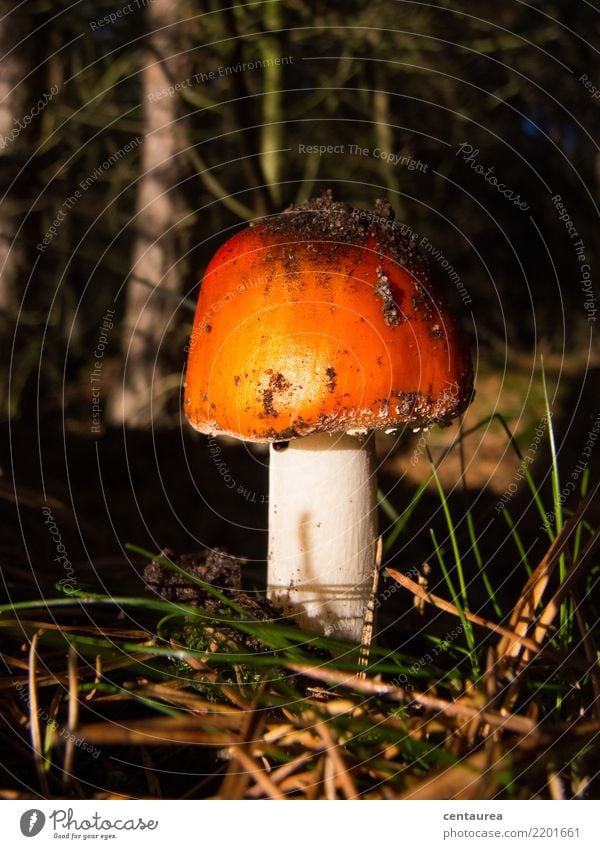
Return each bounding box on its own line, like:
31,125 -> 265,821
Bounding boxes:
107,0 -> 190,427
0,3 -> 31,416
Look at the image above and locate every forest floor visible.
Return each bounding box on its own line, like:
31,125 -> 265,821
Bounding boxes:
0,345 -> 598,799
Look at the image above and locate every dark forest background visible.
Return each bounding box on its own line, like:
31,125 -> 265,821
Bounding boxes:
1,0 -> 599,613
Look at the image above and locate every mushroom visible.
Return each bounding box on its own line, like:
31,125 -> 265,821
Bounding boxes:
184,194 -> 473,641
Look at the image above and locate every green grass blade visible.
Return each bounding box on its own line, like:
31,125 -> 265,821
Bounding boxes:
492,413 -> 554,542
502,508 -> 533,578
541,359 -> 563,538
572,468 -> 591,563
429,460 -> 469,612
382,473 -> 433,551
466,511 -> 502,617
540,358 -> 568,641
429,527 -> 478,678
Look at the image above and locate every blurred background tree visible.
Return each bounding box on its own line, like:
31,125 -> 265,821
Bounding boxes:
0,1 -> 35,416
107,0 -> 195,426
1,0 -> 598,581
4,0 -> 598,428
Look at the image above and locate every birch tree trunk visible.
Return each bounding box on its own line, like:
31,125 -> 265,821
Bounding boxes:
107,0 -> 190,427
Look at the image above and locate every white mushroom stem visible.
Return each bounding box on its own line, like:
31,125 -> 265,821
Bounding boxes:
267,432 -> 378,641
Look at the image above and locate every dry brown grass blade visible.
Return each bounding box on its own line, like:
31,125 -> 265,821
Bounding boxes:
548,770 -> 566,800
0,619 -> 152,640
0,790 -> 28,799
93,793 -> 138,800
571,588 -> 600,719
358,535 -> 382,675
323,751 -> 338,799
386,566 -> 541,653
400,749 -> 509,800
1,654 -> 157,691
135,682 -> 242,715
62,641 -> 79,784
497,484 -> 598,662
77,717 -> 236,746
497,523 -> 600,717
264,723 -> 322,750
218,678 -> 269,800
0,482 -> 64,510
305,757 -> 325,799
228,745 -> 285,800
85,654 -> 102,702
28,631 -> 49,795
533,526 -> 600,649
0,653 -> 29,671
314,721 -> 359,799
279,769 -> 320,797
216,762 -> 252,801
287,662 -> 537,736
246,751 -> 314,799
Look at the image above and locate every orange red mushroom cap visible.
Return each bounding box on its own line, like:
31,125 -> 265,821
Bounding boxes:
184,194 -> 474,442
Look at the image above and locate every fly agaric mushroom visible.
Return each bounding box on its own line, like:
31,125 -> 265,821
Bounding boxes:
184,194 -> 473,641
